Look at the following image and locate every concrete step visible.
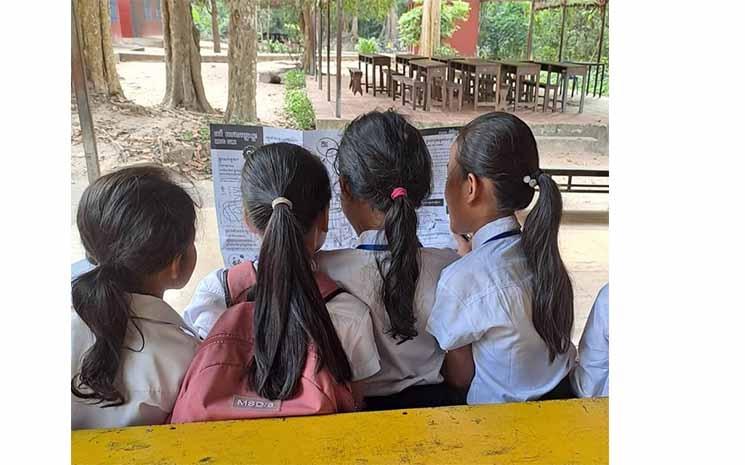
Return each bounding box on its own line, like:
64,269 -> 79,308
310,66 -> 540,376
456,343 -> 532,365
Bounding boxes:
535,135 -> 605,156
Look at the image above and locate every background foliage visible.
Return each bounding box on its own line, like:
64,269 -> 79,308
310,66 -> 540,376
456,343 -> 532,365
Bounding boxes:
283,70 -> 314,129
191,0 -> 229,39
398,0 -> 471,48
478,1 -> 609,95
356,37 -> 380,54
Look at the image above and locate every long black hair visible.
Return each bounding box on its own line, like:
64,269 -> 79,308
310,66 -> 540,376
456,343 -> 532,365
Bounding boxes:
336,110 -> 432,343
71,165 -> 197,406
455,112 -> 573,362
241,142 -> 352,400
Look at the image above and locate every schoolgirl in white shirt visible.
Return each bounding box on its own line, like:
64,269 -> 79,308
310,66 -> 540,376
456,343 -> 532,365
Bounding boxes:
572,283 -> 609,397
315,110 -> 460,409
427,112 -> 577,405
71,166 -> 201,429
183,144 -> 381,401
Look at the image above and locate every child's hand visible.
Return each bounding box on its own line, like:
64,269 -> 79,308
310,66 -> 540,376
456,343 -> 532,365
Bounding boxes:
453,233 -> 472,257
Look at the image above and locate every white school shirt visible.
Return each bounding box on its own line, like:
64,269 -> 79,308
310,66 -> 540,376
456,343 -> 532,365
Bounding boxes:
71,294 -> 200,430
427,216 -> 576,405
315,230 -> 459,397
572,283 -> 609,397
183,267 -> 381,383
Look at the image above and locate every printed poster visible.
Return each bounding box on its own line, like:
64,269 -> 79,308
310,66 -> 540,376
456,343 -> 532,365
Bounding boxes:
210,124 -> 460,266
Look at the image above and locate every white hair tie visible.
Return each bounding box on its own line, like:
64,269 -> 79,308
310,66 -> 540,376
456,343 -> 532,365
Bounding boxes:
271,197 -> 293,210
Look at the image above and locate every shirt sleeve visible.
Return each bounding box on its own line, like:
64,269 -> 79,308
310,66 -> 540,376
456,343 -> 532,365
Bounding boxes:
327,293 -> 381,382
427,281 -> 483,351
571,284 -> 609,397
182,268 -> 228,339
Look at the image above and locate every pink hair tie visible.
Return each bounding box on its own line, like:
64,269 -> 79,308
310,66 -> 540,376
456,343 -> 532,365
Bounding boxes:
390,187 -> 408,200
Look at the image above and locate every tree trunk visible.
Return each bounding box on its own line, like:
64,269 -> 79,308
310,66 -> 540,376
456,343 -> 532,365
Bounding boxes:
378,5 -> 398,47
300,2 -> 316,73
161,0 -> 213,112
420,0 -> 440,57
225,0 -> 257,123
210,0 -> 221,53
350,15 -> 358,41
74,0 -> 124,98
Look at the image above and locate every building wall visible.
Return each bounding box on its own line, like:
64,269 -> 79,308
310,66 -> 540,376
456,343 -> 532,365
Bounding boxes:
111,0 -> 162,39
109,0 -> 122,40
130,0 -> 162,37
447,0 -> 481,57
117,0 -> 134,37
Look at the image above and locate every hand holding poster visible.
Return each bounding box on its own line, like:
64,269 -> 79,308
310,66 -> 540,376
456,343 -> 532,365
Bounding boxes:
210,124 -> 460,266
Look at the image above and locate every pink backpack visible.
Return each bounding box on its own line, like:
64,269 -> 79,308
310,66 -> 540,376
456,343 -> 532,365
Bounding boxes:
170,261 -> 355,424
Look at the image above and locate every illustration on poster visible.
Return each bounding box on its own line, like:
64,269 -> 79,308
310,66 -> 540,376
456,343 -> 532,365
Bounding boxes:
221,200 -> 244,225
316,137 -> 339,165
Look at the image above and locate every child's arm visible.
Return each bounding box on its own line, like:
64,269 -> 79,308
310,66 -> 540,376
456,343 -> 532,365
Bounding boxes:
182,268 -> 228,338
441,344 -> 475,394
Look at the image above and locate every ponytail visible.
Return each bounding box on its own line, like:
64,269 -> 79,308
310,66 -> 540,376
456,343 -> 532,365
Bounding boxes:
335,110 -> 432,343
71,165 -> 197,405
71,266 -> 141,407
380,194 -> 421,342
522,173 -> 574,361
242,143 -> 352,400
455,112 -> 574,362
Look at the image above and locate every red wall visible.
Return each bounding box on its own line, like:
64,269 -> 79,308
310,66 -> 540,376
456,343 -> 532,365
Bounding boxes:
117,0 -> 134,37
112,0 -> 162,39
447,0 -> 480,57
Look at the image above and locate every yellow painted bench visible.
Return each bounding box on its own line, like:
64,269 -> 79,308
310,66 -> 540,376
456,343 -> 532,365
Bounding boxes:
72,398 -> 608,465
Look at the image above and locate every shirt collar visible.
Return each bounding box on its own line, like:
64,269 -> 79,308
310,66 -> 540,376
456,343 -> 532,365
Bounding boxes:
471,215 -> 522,250
355,229 -> 388,248
128,293 -> 188,328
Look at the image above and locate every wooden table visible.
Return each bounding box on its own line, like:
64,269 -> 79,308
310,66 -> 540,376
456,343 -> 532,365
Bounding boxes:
395,54 -> 423,77
449,59 -> 502,110
566,60 -> 606,97
498,60 -> 541,111
431,55 -> 462,80
530,60 -> 588,113
358,53 -> 392,97
409,59 -> 448,111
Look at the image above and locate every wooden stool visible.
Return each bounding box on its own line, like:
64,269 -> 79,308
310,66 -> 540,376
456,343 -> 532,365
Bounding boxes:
348,68 -> 363,96
390,73 -> 406,101
444,81 -> 463,111
402,78 -> 426,111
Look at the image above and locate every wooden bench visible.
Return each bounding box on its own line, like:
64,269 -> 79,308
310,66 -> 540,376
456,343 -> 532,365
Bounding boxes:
72,398 -> 608,465
544,168 -> 609,194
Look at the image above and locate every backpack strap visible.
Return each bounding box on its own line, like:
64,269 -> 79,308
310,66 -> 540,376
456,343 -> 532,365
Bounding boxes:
223,261 -> 257,307
223,264 -> 344,306
314,271 -> 345,303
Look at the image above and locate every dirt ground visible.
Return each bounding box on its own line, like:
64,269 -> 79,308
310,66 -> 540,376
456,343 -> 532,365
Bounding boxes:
71,60 -> 291,187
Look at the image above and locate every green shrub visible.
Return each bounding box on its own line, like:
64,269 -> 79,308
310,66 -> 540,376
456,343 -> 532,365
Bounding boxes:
435,45 -> 458,57
356,37 -> 379,54
284,89 -> 315,130
267,39 -> 289,53
284,69 -> 306,90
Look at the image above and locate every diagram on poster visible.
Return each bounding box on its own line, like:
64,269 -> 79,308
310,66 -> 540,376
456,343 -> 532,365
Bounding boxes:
210,124 -> 459,266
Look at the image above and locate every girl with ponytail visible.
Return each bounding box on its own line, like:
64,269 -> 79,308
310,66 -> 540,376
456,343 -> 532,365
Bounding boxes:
315,110 -> 460,410
71,166 -> 200,429
171,143 -> 379,422
427,112 -> 577,404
